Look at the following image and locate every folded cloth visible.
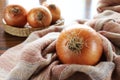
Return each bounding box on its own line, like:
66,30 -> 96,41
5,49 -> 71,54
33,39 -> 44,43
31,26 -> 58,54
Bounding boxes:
112,55 -> 120,80
0,25 -> 63,79
31,61 -> 114,80
86,10 -> 120,49
93,10 -> 120,32
0,10 -> 120,80
0,44 -> 23,79
86,10 -> 120,80
97,0 -> 120,13
30,33 -> 116,80
0,25 -> 116,80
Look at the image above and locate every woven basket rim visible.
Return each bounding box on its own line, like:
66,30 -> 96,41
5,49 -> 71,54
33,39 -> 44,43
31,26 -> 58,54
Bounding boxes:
2,18 -> 64,37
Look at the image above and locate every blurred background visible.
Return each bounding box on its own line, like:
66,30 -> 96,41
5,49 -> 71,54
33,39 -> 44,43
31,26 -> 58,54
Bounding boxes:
5,0 -> 99,24
0,0 -> 99,53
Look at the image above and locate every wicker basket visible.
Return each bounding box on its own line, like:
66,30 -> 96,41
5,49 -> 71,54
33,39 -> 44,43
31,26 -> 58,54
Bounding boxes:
2,19 -> 64,37
3,24 -> 43,37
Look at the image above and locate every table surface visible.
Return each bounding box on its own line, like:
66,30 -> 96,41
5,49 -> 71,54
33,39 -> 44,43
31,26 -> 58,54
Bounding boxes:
0,26 -> 26,54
